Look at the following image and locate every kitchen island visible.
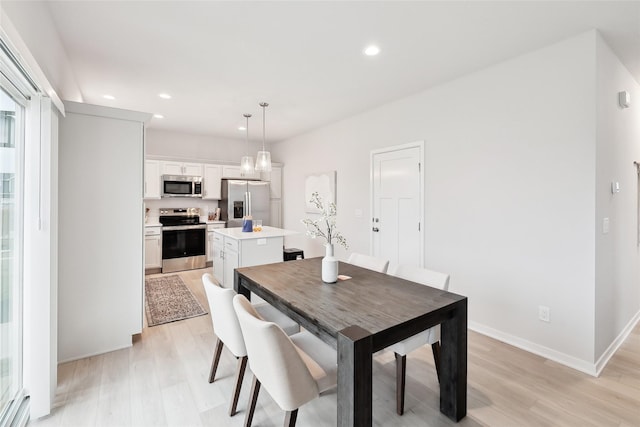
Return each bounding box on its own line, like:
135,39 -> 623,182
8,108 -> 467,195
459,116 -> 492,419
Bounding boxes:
212,226 -> 297,288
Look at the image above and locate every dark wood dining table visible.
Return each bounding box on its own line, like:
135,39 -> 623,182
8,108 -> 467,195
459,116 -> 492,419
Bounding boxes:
234,257 -> 467,427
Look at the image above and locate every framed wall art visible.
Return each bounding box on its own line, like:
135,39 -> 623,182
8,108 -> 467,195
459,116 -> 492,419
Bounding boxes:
304,171 -> 336,213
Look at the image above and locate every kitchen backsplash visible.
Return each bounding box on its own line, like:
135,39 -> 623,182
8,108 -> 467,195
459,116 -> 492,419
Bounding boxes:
144,198 -> 220,223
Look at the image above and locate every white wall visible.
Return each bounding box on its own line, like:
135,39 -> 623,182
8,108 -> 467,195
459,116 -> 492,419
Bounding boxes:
146,128 -> 263,163
594,36 -> 640,363
2,1 -> 82,102
273,31 -> 600,369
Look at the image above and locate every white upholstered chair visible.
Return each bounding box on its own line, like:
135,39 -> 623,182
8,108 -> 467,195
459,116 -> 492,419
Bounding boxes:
347,252 -> 389,273
233,294 -> 337,427
386,264 -> 450,415
201,273 -> 299,416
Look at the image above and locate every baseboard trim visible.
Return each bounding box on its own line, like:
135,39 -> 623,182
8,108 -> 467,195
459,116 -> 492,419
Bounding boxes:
594,309 -> 640,376
58,341 -> 133,364
468,321 -> 598,376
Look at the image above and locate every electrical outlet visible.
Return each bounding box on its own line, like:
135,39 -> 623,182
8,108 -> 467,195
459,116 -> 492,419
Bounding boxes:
538,305 -> 550,322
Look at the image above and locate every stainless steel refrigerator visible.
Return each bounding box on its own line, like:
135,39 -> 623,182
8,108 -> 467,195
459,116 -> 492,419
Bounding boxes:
220,179 -> 271,227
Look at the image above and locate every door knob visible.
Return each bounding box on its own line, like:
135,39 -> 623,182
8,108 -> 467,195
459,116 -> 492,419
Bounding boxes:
372,227 -> 379,232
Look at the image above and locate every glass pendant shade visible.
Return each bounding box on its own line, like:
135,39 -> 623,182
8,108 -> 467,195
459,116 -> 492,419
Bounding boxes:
255,150 -> 272,172
240,155 -> 254,174
255,102 -> 273,172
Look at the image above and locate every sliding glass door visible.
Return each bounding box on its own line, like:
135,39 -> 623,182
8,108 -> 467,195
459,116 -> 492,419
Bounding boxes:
0,84 -> 25,424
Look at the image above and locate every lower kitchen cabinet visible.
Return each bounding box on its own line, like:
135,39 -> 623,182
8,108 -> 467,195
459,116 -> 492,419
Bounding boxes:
212,232 -> 241,287
222,239 -> 239,290
212,227 -> 292,288
212,233 -> 224,284
144,226 -> 162,270
207,222 -> 226,263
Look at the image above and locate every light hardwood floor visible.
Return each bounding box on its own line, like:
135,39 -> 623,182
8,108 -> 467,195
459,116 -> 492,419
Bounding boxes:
29,268 -> 640,426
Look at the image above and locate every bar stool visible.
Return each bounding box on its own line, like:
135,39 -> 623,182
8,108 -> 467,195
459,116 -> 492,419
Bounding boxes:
283,248 -> 304,261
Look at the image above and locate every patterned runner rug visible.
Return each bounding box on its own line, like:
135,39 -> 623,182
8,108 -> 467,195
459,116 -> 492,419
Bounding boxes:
145,275 -> 207,327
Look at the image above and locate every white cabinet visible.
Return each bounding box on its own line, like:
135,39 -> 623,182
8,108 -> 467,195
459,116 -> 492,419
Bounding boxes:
212,232 -> 224,284
212,228 -> 286,288
144,160 -> 161,199
262,166 -> 282,199
183,162 -> 203,176
222,165 -> 260,180
207,222 -> 225,263
144,226 -> 162,269
203,164 -> 222,200
223,239 -> 239,290
207,231 -> 214,262
263,166 -> 282,227
162,161 -> 202,176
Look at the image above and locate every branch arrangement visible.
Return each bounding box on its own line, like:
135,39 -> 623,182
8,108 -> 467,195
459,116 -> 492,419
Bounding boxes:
301,192 -> 349,249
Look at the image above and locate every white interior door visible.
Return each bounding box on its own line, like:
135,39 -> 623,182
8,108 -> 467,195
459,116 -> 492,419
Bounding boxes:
371,142 -> 424,269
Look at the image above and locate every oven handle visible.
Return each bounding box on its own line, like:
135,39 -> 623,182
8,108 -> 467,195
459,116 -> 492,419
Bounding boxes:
162,224 -> 207,231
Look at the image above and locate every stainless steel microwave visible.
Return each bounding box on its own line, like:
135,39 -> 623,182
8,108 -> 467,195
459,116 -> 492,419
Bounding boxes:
161,175 -> 203,197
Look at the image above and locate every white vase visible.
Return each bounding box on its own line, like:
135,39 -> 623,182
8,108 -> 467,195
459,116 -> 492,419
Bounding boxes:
322,243 -> 338,283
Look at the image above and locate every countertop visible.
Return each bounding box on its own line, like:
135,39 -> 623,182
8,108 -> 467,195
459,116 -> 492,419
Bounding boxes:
213,226 -> 297,240
145,220 -> 226,227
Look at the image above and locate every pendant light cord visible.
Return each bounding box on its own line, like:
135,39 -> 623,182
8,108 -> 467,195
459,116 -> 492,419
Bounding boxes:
260,102 -> 268,151
244,113 -> 251,155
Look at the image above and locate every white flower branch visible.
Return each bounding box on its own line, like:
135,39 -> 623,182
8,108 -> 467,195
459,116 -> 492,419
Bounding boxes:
301,192 -> 349,250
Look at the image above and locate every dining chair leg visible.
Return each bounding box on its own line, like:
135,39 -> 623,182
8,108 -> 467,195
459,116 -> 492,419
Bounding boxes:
209,338 -> 224,383
431,341 -> 442,383
229,356 -> 248,416
395,352 -> 406,416
244,375 -> 261,427
284,409 -> 298,427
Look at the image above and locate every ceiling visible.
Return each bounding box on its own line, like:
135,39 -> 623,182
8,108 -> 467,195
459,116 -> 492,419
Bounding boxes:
22,1 -> 640,142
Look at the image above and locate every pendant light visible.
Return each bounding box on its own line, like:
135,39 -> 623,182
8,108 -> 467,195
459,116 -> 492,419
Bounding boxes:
255,102 -> 272,172
240,113 -> 254,176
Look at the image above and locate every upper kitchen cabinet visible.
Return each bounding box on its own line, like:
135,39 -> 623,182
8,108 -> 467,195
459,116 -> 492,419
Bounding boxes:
263,166 -> 282,199
222,165 -> 260,180
162,161 -> 202,176
262,166 -> 282,227
144,160 -> 161,199
203,164 -> 222,200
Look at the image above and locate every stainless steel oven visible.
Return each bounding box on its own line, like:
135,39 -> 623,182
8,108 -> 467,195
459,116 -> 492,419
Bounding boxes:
159,208 -> 206,273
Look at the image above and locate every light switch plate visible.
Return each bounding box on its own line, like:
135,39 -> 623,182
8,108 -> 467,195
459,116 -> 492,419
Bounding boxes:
603,218 -> 610,234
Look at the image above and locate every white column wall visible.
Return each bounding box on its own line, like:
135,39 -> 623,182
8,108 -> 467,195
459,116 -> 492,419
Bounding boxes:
58,102 -> 149,362
273,32 -> 598,368
594,35 -> 640,365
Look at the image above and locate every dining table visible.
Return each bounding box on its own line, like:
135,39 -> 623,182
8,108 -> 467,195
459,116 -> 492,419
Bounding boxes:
234,257 -> 467,427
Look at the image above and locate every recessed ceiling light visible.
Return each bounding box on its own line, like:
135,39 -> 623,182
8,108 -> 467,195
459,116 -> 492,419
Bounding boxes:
103,94 -> 115,100
158,93 -> 172,99
238,126 -> 246,131
364,45 -> 380,56
153,114 -> 164,119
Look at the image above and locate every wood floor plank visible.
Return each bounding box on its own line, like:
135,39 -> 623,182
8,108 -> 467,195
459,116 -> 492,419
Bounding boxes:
31,267 -> 640,427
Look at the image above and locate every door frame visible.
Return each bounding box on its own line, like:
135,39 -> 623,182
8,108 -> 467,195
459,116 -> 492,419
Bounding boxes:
369,140 -> 425,267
